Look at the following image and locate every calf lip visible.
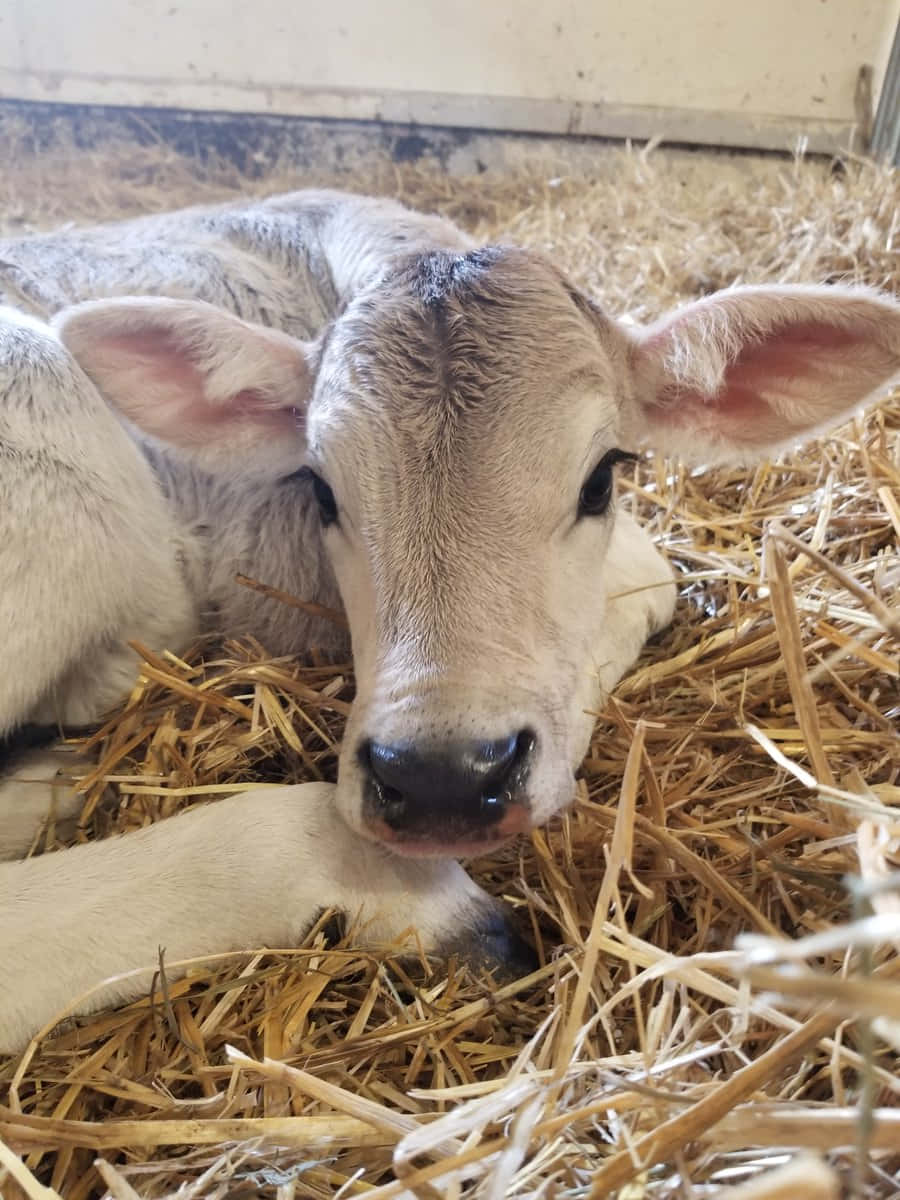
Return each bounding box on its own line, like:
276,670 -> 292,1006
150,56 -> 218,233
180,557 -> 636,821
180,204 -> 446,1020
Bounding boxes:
363,814 -> 527,860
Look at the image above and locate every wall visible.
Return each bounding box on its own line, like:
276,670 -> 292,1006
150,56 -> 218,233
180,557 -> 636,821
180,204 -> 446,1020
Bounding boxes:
2,0 -> 898,152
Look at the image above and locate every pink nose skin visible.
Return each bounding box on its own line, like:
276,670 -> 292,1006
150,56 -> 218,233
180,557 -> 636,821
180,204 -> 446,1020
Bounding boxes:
365,799 -> 532,858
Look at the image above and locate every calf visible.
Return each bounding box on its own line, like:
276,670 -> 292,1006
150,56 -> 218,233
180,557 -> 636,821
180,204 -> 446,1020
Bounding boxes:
1,189 -> 898,1052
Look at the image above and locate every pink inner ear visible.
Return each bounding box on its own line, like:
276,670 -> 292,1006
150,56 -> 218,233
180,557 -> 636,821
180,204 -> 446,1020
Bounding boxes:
651,321 -> 864,438
231,388 -> 304,433
98,331 -> 298,445
719,321 -> 859,389
98,331 -> 208,442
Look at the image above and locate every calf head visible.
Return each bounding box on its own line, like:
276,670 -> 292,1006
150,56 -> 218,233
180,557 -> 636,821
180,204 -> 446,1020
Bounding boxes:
56,248 -> 900,857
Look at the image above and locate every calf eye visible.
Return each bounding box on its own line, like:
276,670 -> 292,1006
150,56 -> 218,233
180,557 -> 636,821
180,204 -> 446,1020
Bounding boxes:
309,471 -> 339,526
578,449 -> 638,518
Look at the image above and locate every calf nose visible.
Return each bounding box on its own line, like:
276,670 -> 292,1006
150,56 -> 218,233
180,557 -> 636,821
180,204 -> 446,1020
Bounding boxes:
362,731 -> 534,846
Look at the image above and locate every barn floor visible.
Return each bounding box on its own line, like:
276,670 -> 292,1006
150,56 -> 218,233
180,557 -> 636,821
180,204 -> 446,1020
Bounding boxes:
0,107 -> 899,1200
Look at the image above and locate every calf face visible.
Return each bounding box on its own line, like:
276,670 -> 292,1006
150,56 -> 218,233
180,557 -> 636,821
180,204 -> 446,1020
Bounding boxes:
56,249 -> 900,856
310,250 -> 639,854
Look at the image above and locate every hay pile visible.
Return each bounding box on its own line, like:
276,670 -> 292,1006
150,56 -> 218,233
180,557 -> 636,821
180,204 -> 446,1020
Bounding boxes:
0,111 -> 898,1200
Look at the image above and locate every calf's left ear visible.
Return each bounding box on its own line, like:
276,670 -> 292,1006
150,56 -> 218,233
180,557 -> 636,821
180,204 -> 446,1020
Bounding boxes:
623,285 -> 900,463
54,297 -> 315,475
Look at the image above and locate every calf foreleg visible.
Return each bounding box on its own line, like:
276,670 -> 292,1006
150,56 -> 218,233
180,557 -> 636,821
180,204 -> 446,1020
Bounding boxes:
0,736 -> 87,861
0,784 -> 529,1054
596,508 -> 677,696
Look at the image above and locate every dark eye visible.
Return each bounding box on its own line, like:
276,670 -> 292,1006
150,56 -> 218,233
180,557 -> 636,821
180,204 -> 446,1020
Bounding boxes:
309,470 -> 338,526
578,449 -> 637,519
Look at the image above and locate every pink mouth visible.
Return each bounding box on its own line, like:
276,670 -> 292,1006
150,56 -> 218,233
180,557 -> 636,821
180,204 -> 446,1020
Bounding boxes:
376,833 -> 517,859
365,805 -> 531,859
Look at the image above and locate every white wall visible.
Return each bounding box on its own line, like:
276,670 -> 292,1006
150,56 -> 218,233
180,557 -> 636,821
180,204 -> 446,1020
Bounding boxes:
1,0 -> 897,151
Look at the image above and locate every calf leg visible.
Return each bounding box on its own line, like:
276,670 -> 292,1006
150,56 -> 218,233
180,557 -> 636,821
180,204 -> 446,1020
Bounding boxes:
0,733 -> 87,861
597,508 -> 677,696
0,307 -> 197,735
0,784 -> 528,1053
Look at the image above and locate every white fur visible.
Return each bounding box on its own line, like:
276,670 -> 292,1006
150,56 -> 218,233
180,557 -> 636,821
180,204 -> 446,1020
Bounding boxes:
2,189 -> 899,1052
0,784 -> 493,1052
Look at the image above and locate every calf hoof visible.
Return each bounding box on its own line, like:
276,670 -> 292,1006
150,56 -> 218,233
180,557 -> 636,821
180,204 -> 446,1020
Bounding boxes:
0,723 -> 61,770
441,905 -> 539,981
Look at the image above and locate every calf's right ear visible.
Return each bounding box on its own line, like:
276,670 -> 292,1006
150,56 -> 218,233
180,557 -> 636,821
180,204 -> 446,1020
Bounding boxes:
54,297 -> 316,475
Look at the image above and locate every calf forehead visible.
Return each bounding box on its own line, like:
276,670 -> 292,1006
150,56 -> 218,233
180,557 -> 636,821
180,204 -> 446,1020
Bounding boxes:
311,245 -> 624,471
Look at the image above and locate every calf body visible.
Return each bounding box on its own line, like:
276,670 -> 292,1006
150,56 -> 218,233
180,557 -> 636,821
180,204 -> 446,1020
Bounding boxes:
2,189 -> 899,1052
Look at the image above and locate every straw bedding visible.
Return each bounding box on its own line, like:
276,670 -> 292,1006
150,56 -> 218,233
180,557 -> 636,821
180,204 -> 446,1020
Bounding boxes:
0,112 -> 898,1200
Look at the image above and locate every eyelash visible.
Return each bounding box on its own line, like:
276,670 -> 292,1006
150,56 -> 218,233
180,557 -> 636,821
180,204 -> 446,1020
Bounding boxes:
311,472 -> 338,526
578,449 -> 638,519
286,466 -> 339,527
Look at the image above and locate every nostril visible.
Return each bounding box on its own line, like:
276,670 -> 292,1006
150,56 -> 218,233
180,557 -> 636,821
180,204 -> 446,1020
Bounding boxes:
494,728 -> 534,784
479,792 -> 506,820
514,728 -> 536,765
363,741 -> 401,785
361,739 -> 413,828
480,729 -> 533,776
486,733 -> 519,767
357,738 -> 374,773
378,788 -> 407,826
478,728 -> 535,814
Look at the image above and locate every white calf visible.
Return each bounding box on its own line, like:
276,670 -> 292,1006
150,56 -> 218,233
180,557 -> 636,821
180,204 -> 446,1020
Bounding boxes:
1,189 -> 899,1051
